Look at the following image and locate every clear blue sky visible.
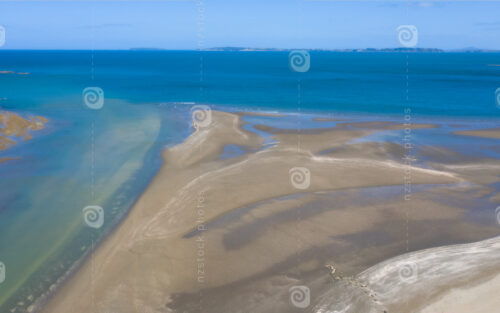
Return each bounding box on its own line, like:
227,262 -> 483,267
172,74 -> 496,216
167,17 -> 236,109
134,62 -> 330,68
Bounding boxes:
0,0 -> 499,50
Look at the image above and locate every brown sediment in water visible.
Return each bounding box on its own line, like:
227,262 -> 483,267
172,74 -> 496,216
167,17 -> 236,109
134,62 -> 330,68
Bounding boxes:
0,111 -> 48,163
39,111 -> 500,313
0,157 -> 21,163
0,111 -> 47,148
0,135 -> 16,151
336,120 -> 438,130
254,120 -> 437,135
454,127 -> 500,139
236,111 -> 286,117
312,117 -> 351,122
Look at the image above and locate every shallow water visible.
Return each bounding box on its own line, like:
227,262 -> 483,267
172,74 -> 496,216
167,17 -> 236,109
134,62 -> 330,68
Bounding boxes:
0,51 -> 499,312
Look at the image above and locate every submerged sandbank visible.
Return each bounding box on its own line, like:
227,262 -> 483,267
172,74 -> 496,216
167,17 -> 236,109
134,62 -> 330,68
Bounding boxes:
0,110 -> 48,156
454,127 -> 500,139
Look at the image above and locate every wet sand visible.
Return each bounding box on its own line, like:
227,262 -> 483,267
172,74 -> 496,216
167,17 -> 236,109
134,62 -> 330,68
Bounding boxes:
454,127 -> 500,139
40,111 -> 500,313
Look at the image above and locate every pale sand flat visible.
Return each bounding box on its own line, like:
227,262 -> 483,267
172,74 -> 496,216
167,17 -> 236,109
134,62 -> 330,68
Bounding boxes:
418,272 -> 500,313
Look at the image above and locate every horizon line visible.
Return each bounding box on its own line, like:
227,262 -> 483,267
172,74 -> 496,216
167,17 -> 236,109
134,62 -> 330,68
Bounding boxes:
1,47 -> 500,52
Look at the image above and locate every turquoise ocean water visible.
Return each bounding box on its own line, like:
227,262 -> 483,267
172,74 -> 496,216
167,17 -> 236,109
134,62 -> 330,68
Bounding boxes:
0,51 -> 499,311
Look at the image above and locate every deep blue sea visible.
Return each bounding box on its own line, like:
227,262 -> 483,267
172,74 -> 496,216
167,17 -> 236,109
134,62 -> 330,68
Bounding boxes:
0,51 -> 499,117
0,51 -> 499,312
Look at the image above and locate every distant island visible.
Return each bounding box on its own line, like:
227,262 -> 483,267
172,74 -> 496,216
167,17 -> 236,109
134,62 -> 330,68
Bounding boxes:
129,47 -> 500,53
201,47 -> 445,52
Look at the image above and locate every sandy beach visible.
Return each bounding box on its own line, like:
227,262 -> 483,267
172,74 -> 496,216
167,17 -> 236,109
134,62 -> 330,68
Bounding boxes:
39,110 -> 500,313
